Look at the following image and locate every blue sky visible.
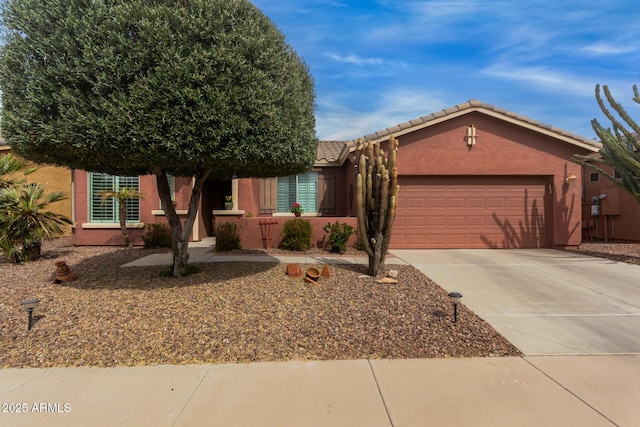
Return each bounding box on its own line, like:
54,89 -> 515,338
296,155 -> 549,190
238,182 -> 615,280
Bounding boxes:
252,0 -> 640,141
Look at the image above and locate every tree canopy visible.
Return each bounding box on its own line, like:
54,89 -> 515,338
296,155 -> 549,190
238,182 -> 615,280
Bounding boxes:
0,0 -> 317,179
0,0 -> 317,276
574,84 -> 640,204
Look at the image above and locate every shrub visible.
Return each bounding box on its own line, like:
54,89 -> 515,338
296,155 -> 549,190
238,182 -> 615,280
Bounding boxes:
141,223 -> 172,249
215,222 -> 241,252
281,218 -> 312,251
323,221 -> 354,254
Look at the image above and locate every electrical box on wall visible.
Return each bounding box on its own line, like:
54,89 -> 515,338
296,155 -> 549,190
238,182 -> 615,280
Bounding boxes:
591,205 -> 600,216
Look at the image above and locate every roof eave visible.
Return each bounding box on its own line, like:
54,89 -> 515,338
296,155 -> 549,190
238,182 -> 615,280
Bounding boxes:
350,104 -> 601,153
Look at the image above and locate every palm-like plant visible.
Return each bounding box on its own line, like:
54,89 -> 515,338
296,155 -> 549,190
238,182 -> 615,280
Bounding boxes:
0,183 -> 72,262
99,187 -> 144,247
0,153 -> 35,189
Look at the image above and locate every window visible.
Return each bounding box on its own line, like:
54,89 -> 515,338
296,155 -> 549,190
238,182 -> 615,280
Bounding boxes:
277,172 -> 318,213
159,175 -> 176,210
614,170 -> 622,179
89,173 -> 140,222
589,172 -> 599,182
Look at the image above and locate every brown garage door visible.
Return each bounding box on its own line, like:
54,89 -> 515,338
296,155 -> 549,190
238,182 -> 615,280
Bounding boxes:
391,176 -> 550,248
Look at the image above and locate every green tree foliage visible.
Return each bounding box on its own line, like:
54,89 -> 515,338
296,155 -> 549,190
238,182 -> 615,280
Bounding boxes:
99,187 -> 144,247
0,0 -> 317,275
573,84 -> 640,204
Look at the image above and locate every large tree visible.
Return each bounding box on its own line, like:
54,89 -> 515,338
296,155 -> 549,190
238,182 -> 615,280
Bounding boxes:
0,0 -> 317,275
574,84 -> 640,204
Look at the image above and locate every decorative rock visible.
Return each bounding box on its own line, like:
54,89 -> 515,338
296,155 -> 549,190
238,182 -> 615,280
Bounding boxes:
286,264 -> 302,277
388,269 -> 398,279
53,261 -> 78,284
321,264 -> 331,278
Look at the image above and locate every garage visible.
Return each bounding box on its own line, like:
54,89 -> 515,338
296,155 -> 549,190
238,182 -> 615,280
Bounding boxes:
392,176 -> 551,249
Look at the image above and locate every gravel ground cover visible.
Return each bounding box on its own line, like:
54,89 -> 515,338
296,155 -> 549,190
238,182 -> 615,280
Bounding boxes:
2,238 -> 637,368
570,241 -> 640,265
0,238 -> 520,368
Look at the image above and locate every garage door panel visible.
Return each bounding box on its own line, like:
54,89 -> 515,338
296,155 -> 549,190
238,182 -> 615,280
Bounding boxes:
447,216 -> 465,227
393,176 -> 548,249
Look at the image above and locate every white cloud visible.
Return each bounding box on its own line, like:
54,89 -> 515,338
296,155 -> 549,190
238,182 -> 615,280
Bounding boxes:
326,53 -> 386,66
316,88 -> 445,140
482,64 -> 597,97
581,42 -> 638,56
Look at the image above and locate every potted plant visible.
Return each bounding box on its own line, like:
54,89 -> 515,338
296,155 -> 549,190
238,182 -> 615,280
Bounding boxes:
291,202 -> 304,217
225,195 -> 234,210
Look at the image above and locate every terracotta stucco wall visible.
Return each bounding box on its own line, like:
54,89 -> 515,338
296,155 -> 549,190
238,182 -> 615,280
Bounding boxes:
582,165 -> 640,241
387,113 -> 592,248
72,171 -> 193,246
217,216 -> 358,250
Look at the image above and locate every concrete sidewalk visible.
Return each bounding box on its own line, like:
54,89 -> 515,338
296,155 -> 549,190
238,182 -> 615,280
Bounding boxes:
1,356 -> 638,426
121,246 -> 409,267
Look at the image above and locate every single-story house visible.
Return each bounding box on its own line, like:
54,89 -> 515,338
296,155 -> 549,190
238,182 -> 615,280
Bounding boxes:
71,100 -> 603,249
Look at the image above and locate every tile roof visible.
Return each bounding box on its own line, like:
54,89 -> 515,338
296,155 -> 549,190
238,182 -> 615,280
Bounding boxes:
356,99 -> 601,152
315,140 -> 348,165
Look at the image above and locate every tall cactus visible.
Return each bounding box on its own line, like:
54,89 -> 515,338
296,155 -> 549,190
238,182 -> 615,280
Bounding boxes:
356,135 -> 400,277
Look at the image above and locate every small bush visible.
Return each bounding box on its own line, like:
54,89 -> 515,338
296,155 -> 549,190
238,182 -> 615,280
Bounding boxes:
142,223 -> 172,249
281,218 -> 312,251
215,222 -> 241,251
323,221 -> 354,254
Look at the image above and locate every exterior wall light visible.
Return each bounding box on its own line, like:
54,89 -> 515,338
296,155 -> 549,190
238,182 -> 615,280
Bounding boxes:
447,292 -> 462,322
466,125 -> 477,147
21,298 -> 40,331
565,174 -> 578,186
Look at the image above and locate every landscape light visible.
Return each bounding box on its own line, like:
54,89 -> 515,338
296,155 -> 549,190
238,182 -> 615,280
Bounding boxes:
447,292 -> 462,323
21,298 -> 40,331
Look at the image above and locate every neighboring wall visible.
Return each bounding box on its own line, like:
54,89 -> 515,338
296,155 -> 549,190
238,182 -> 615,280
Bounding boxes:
582,165 -> 640,242
1,145 -> 73,235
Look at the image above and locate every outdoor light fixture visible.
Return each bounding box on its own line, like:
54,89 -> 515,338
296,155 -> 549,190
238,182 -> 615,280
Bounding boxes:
565,173 -> 578,186
447,292 -> 462,322
466,125 -> 477,147
21,298 -> 40,331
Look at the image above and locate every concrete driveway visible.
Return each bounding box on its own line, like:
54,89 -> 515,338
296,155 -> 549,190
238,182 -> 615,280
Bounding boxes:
390,249 -> 640,355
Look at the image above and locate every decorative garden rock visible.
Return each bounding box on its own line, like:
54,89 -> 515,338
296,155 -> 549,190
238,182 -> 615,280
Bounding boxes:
53,261 -> 78,284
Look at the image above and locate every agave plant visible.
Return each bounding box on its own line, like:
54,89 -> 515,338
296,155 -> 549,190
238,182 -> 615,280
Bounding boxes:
0,183 -> 72,262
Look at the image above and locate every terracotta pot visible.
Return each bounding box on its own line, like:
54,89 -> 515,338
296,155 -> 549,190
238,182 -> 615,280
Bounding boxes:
294,212 -> 301,217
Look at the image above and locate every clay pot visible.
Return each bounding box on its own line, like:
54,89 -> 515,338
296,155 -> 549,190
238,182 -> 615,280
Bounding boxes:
53,261 -> 78,284
306,267 -> 320,280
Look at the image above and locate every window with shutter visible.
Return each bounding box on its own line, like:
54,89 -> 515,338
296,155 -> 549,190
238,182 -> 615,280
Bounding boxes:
89,173 -> 140,222
276,172 -> 318,213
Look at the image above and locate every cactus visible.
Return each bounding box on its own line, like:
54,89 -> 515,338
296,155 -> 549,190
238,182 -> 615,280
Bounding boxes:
356,135 -> 400,277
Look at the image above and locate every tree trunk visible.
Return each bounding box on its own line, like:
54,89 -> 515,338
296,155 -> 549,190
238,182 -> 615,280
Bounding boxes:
118,200 -> 131,247
155,169 -> 211,277
367,231 -> 386,277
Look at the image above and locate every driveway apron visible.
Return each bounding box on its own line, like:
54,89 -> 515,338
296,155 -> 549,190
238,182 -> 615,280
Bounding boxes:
391,249 -> 640,355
